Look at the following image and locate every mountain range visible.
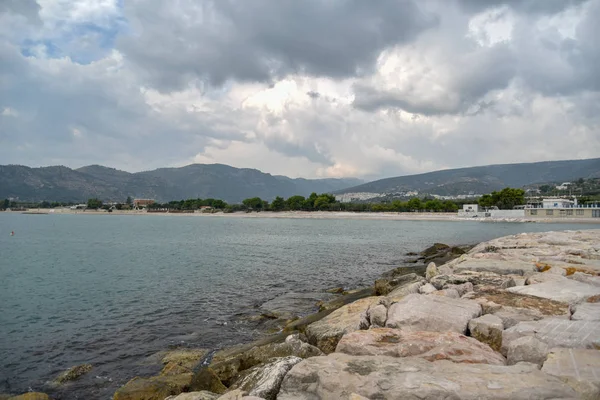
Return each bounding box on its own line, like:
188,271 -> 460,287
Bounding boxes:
335,158 -> 600,197
1,157 -> 599,203
0,164 -> 362,203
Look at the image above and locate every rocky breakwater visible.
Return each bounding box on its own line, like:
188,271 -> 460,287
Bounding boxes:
106,230 -> 600,400
279,229 -> 600,399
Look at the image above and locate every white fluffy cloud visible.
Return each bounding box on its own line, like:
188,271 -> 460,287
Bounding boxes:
0,0 -> 599,179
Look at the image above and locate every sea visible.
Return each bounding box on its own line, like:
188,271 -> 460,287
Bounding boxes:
0,213 -> 597,399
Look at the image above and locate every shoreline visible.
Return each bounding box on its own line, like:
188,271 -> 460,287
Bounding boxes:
9,209 -> 600,223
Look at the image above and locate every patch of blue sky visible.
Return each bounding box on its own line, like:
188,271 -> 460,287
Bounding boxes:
19,0 -> 128,64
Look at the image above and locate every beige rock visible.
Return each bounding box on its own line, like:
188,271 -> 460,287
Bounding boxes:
190,368 -> 227,394
571,302 -> 600,321
525,272 -> 568,285
468,314 -> 504,352
429,288 -> 460,298
278,353 -> 578,399
366,304 -> 387,327
336,328 -> 505,365
542,348 -> 600,400
216,390 -> 245,400
374,273 -> 423,296
443,282 -> 473,296
425,262 -> 438,281
305,297 -> 380,354
385,293 -> 481,334
386,281 -> 425,302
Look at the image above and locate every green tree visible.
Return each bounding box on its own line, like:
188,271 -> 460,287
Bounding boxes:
478,188 -> 525,210
242,197 -> 264,211
87,198 -> 103,209
407,198 -> 422,211
2,199 -> 9,209
270,196 -> 285,211
211,199 -> 227,209
126,196 -> 133,206
478,194 -> 495,208
286,195 -> 306,210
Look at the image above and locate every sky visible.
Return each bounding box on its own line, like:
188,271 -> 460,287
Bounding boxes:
0,0 -> 599,180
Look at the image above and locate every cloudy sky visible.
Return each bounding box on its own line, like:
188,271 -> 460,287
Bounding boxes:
1,0 -> 599,180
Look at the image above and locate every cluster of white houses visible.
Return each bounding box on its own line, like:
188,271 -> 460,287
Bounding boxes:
460,197 -> 600,219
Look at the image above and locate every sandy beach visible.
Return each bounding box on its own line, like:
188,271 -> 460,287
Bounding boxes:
12,208 -> 600,223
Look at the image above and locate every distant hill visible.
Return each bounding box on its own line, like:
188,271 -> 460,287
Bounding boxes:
0,164 -> 362,203
335,158 -> 600,198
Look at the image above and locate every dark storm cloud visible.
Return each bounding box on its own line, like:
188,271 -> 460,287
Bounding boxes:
456,0 -> 589,15
118,0 -> 437,91
0,0 -> 40,22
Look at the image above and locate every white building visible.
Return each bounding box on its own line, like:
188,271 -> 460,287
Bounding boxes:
542,198 -> 576,209
461,204 -> 480,213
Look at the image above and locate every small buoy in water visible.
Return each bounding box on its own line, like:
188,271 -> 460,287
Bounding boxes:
10,231 -> 14,236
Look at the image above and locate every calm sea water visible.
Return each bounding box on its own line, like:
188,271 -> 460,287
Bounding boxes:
0,213 -> 597,399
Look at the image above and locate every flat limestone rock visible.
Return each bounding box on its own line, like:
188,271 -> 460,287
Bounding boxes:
502,318 -> 600,356
507,280 -> 600,304
542,348 -> 600,399
336,328 -> 506,365
525,273 -> 568,285
453,259 -> 537,277
569,272 -> 600,287
278,353 -> 578,400
506,336 -> 549,365
305,296 -> 380,354
385,293 -> 481,334
386,281 -> 425,301
571,302 -> 600,321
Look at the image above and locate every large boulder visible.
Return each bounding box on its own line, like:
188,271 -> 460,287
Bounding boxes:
569,272 -> 600,287
502,318 -> 600,357
542,348 -> 600,399
468,314 -> 504,352
425,262 -> 438,281
190,368 -> 227,394
385,294 -> 481,334
507,279 -> 600,304
571,302 -> 600,321
278,353 -> 578,399
209,334 -> 321,385
305,297 -> 380,353
165,392 -> 220,400
386,281 -> 425,301
113,374 -> 194,400
430,271 -> 515,291
229,356 -> 302,400
335,328 -> 505,365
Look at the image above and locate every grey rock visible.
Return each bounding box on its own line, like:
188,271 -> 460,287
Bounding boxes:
443,282 -> 474,297
542,348 -> 600,400
386,280 -> 425,301
430,271 -> 516,291
367,304 -> 387,328
468,314 -> 504,352
507,280 -> 600,304
502,318 -> 600,356
374,273 -> 422,296
278,353 -> 578,399
425,262 -> 438,281
571,302 -> 600,321
385,293 -> 481,334
418,283 -> 437,295
492,306 -> 546,329
506,336 -> 549,365
230,356 -> 301,400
